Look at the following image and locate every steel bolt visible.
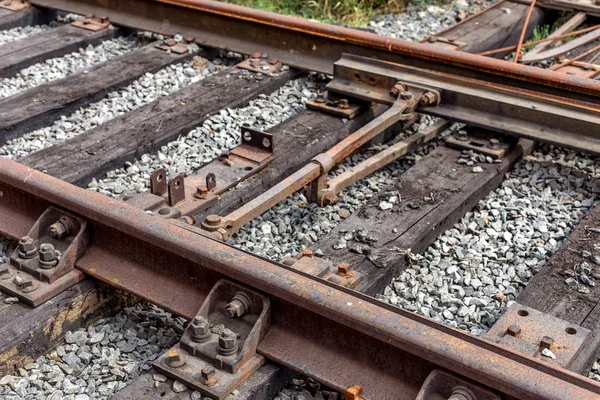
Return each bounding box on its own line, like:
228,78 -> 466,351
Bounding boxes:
488,138 -> 501,150
165,348 -> 186,368
38,243 -> 58,269
17,236 -> 36,259
206,215 -> 222,226
49,218 -> 73,239
217,328 -> 238,356
195,187 -> 209,199
301,249 -> 313,258
506,324 -> 521,337
456,130 -> 469,142
346,385 -> 362,400
190,316 -> 211,342
448,386 -> 475,400
200,366 -> 218,386
225,300 -> 245,319
389,82 -> 406,98
338,99 -> 350,110
540,336 -> 554,350
419,91 -> 438,107
399,91 -> 413,100
337,263 -> 350,276
20,276 -> 37,293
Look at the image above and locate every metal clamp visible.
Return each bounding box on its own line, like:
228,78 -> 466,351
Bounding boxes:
282,252 -> 362,288
0,207 -> 88,306
154,280 -> 270,399
71,14 -> 110,32
155,38 -> 193,54
416,369 -> 500,400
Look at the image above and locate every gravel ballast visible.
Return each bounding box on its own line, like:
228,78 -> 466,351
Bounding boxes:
0,303 -> 186,400
0,53 -> 228,160
0,34 -> 142,99
381,147 -> 599,334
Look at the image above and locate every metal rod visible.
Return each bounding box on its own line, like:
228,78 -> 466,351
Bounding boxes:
549,44 -> 600,71
513,0 -> 537,63
478,24 -> 600,57
221,101 -> 410,236
319,119 -> 452,202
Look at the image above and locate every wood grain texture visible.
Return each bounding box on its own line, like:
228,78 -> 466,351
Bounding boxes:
0,43 -> 192,145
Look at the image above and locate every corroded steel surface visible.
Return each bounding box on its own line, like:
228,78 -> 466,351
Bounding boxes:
0,159 -> 599,399
30,0 -> 600,102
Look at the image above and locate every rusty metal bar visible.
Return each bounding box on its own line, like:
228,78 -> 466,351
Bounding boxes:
318,119 -> 452,204
326,54 -> 600,155
28,0 -> 600,103
0,159 -> 599,399
217,101 -> 410,237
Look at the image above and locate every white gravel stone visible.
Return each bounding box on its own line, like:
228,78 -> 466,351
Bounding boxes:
0,303 -> 186,399
0,54 -> 229,159
385,145 -> 599,334
0,23 -> 52,46
91,71 -> 317,197
0,34 -> 143,99
368,0 -> 497,41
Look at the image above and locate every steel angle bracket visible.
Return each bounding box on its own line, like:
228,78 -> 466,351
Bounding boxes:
0,207 -> 88,306
124,127 -> 274,221
154,280 -> 269,399
325,53 -> 600,155
71,14 -> 110,31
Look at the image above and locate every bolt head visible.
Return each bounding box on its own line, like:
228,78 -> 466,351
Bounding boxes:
301,249 -> 313,258
489,138 -> 500,149
166,348 -> 185,368
540,336 -> 554,350
506,324 -> 521,337
200,366 -> 217,386
18,236 -> 35,252
456,130 -> 469,141
206,215 -> 222,226
49,221 -> 68,239
337,263 -> 350,276
39,244 -> 57,262
218,328 -> 237,350
225,300 -> 245,319
399,91 -> 413,100
190,316 -> 210,336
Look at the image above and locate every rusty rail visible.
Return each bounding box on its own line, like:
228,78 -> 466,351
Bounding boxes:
0,158 -> 599,399
29,0 -> 600,103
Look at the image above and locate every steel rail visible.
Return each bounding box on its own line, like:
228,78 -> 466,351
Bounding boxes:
29,0 -> 600,103
0,160 -> 599,399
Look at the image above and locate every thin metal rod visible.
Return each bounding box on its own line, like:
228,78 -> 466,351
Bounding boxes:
549,44 -> 600,71
478,24 -> 600,57
320,119 -> 452,201
513,0 -> 537,63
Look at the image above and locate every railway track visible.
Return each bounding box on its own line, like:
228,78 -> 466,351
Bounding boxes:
0,0 -> 599,399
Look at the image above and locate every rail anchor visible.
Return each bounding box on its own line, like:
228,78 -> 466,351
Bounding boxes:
153,280 -> 270,399
0,207 -> 88,306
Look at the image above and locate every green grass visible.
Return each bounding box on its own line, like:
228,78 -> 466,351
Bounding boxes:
222,0 -> 406,26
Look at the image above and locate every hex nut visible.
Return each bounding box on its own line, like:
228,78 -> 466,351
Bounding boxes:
456,130 -> 469,142
38,243 -> 58,269
49,220 -> 69,239
218,328 -> 238,356
488,138 -> 501,150
301,249 -> 313,258
190,316 -> 211,342
17,236 -> 37,259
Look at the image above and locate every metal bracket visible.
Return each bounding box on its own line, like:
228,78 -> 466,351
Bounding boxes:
306,90 -> 364,119
124,127 -> 274,219
155,38 -> 191,54
154,280 -> 269,399
0,207 -> 88,306
282,251 -> 361,288
71,14 -> 110,31
237,55 -> 283,74
483,303 -> 590,369
0,0 -> 29,10
416,369 -> 500,400
445,128 -> 513,159
426,36 -> 468,51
